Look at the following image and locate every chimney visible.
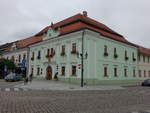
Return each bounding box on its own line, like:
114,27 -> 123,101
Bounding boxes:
83,11 -> 88,17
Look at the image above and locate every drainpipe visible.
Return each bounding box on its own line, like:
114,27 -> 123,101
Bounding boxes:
26,47 -> 30,77
81,30 -> 85,87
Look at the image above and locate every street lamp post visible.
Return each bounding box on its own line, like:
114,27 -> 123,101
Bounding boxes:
77,30 -> 88,87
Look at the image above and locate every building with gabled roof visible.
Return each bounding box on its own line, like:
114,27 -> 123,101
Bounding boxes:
1,35 -> 43,73
27,12 -> 142,85
1,11 -> 150,85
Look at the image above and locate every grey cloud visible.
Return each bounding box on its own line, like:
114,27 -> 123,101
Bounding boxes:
0,0 -> 150,48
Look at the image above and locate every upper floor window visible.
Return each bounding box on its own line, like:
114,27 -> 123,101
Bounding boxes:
138,54 -> 140,61
61,66 -> 65,76
23,54 -> 26,60
132,53 -> 136,61
125,50 -> 129,60
71,43 -> 77,54
18,54 -> 21,62
31,52 -> 34,61
50,48 -> 55,57
114,48 -> 118,58
104,45 -> 108,56
46,49 -> 50,58
139,70 -> 142,77
72,65 -> 77,76
143,55 -> 145,62
37,51 -> 41,60
61,45 -> 66,56
148,57 -> 150,63
114,67 -> 117,77
104,66 -> 108,77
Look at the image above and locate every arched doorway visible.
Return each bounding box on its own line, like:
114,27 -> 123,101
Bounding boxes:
46,66 -> 52,80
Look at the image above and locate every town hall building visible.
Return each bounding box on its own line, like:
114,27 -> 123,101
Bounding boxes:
1,11 -> 150,85
28,12 -> 143,85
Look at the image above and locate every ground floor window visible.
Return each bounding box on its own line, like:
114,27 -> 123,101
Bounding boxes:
124,68 -> 128,77
37,67 -> 40,75
148,71 -> 150,77
114,67 -> 117,77
139,70 -> 141,77
144,70 -> 146,77
31,68 -> 34,75
61,66 -> 65,76
104,67 -> 108,77
41,68 -> 43,75
133,69 -> 136,77
72,65 -> 76,76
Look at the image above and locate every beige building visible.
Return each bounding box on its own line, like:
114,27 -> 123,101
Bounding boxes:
138,46 -> 150,79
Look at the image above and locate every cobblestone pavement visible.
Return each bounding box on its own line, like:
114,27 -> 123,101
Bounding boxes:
0,79 -> 23,88
0,85 -> 150,113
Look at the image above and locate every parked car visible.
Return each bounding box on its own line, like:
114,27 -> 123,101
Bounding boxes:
141,79 -> 150,86
5,73 -> 23,82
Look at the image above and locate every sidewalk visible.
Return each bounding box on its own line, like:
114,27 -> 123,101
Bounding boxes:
14,80 -> 125,91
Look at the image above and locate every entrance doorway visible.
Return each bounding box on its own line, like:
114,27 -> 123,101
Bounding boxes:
46,66 -> 52,80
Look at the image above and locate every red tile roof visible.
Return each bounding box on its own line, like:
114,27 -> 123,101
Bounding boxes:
138,46 -> 150,55
16,36 -> 43,49
36,13 -> 123,36
2,12 -> 150,55
35,13 -> 136,47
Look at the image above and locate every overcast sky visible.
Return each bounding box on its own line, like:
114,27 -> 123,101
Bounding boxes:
0,0 -> 150,48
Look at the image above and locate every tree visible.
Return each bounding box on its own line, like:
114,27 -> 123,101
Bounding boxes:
0,58 -> 16,78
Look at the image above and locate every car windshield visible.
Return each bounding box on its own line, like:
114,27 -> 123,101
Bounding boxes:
144,79 -> 150,82
7,73 -> 15,77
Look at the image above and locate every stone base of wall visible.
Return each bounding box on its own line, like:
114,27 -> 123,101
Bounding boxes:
34,76 -> 143,86
58,77 -> 143,86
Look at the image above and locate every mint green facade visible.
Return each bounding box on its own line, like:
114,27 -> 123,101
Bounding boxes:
28,28 -> 140,85
83,30 -> 139,85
